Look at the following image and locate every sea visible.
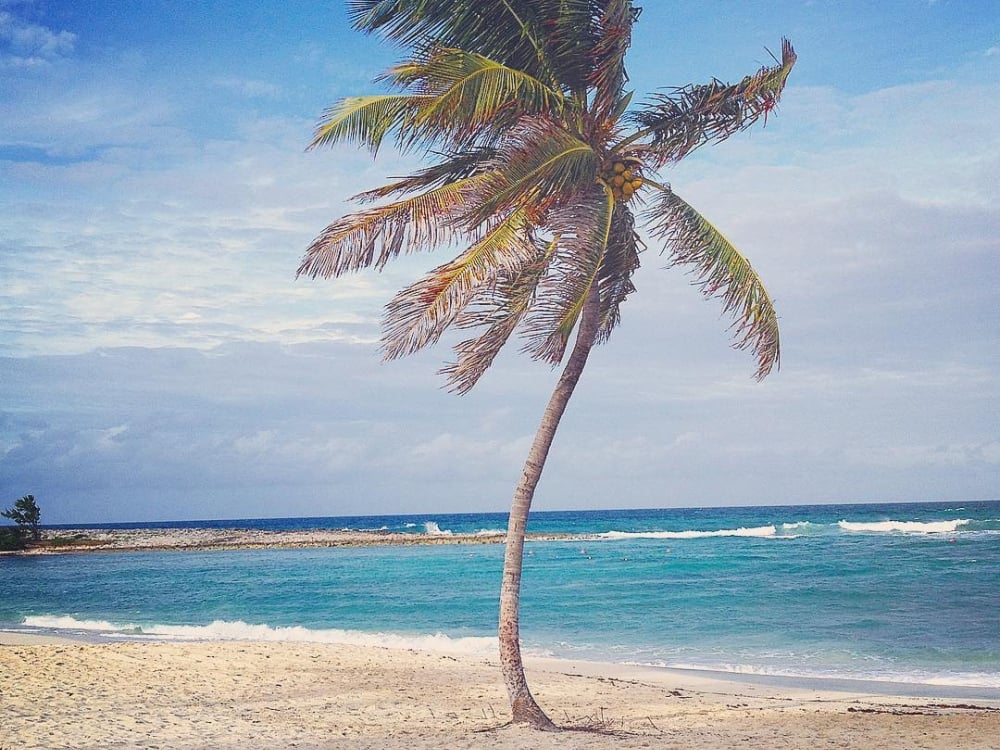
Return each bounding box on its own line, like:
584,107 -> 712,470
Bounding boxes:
2,500 -> 998,698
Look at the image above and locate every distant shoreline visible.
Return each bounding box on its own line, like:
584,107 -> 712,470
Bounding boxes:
10,526 -> 585,554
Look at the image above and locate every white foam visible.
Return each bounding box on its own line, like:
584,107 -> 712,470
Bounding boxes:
21,617 -> 998,689
24,615 -> 139,632
780,521 -> 822,531
423,521 -> 452,536
651,661 -> 1000,689
600,525 -> 778,540
838,519 -> 970,534
23,615 -> 502,657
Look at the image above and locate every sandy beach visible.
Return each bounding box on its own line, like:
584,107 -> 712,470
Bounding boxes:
1,635 -> 997,750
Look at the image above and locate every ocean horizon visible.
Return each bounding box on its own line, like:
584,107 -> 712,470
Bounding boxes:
3,499 -> 998,699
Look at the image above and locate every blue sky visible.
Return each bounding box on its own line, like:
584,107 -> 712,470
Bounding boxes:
2,1 -> 998,524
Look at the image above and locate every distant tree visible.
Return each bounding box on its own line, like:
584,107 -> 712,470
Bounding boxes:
2,494 -> 41,542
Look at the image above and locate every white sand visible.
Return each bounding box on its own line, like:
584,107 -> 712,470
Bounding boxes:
1,637 -> 996,750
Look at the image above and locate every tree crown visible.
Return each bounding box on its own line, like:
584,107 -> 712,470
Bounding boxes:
2,494 -> 41,541
301,2 -> 796,391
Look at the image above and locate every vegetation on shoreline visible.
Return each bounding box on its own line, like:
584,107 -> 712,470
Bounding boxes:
2,494 -> 42,548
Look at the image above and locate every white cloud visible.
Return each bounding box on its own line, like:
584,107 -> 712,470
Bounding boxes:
845,441 -> 1000,469
408,432 -> 532,477
213,77 -> 283,99
0,9 -> 75,67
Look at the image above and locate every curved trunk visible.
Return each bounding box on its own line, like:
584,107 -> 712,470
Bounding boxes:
498,283 -> 602,730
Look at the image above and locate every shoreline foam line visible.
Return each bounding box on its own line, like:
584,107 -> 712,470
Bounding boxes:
13,615 -> 1000,694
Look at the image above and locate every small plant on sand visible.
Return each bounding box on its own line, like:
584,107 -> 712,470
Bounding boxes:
301,0 -> 795,730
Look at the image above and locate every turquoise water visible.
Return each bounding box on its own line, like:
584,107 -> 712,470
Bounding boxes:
2,501 -> 998,694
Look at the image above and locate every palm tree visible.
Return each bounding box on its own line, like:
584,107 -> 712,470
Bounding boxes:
299,0 -> 796,730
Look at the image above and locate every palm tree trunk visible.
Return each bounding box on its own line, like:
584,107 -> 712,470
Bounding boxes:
499,282 -> 602,729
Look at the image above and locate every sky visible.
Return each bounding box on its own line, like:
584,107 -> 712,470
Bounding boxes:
1,1 -> 998,524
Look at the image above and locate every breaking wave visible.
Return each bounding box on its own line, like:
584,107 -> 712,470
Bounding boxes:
20,615 -> 506,656
600,525 -> 779,540
838,519 -> 970,534
423,521 -> 452,536
594,518 -> 987,541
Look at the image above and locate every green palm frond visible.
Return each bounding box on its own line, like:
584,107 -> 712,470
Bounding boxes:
348,0 -> 564,90
349,0 -> 631,97
442,235 -> 559,394
623,38 -> 796,165
381,209 -> 535,359
311,47 -> 567,158
308,94 -> 431,155
297,176 -> 487,279
644,187 -> 780,379
386,47 -> 568,148
522,183 -> 615,363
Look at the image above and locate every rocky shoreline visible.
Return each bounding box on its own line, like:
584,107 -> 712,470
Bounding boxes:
18,526 -> 579,553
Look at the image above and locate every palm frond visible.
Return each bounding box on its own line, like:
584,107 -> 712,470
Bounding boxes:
386,47 -> 567,148
587,0 -> 638,124
349,0 -> 632,97
348,0 -> 566,90
644,187 -> 780,379
467,116 -> 600,224
308,94 -> 431,155
354,148 -> 496,203
539,1 -> 603,97
297,176 -> 488,279
311,47 -> 568,158
522,183 -> 616,363
381,209 -> 535,359
441,235 -> 559,394
595,203 -> 643,344
623,38 -> 796,165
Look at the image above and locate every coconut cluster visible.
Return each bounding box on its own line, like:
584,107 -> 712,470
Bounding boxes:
602,160 -> 643,202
